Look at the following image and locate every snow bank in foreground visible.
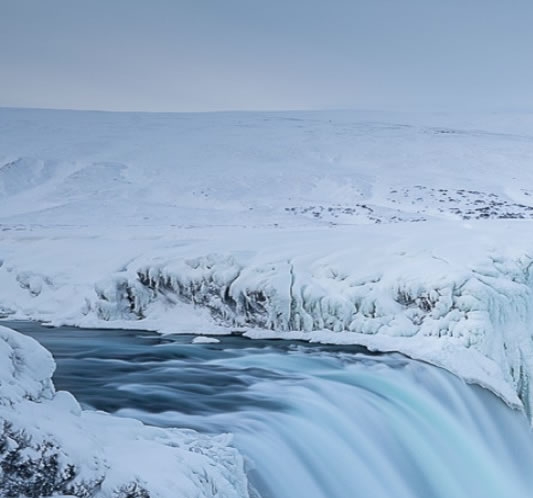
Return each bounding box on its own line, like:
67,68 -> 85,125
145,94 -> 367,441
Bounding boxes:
0,325 -> 249,498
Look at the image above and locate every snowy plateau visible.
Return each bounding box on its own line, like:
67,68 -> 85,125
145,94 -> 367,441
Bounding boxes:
2,107 -> 533,496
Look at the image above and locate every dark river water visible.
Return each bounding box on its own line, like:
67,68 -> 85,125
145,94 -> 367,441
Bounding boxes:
8,321 -> 533,498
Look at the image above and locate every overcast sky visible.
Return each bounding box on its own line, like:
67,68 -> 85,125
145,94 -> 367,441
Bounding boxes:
1,0 -> 533,112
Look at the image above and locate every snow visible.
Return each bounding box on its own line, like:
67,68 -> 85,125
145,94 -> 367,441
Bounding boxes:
192,336 -> 221,344
2,107 -> 533,419
0,324 -> 249,498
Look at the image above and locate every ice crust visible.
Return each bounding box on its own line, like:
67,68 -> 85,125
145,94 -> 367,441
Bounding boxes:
0,325 -> 249,498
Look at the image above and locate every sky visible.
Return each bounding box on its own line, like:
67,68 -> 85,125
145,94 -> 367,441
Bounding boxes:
1,0 -> 533,112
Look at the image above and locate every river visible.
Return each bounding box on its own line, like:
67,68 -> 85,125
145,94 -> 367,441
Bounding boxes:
8,321 -> 533,498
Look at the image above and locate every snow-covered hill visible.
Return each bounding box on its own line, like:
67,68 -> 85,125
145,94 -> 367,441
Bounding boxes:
2,108 -> 533,227
2,107 -> 533,419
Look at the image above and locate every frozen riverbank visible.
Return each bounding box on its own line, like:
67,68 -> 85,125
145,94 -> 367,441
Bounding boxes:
3,221 -> 533,418
0,323 -> 249,498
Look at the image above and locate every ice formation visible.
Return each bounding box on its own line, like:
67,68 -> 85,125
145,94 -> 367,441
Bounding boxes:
96,224 -> 533,415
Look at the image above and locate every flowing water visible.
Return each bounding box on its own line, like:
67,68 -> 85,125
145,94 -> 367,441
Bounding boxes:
9,321 -> 533,498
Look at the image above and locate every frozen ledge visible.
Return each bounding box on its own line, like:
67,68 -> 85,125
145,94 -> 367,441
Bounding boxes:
2,223 -> 533,422
88,227 -> 533,420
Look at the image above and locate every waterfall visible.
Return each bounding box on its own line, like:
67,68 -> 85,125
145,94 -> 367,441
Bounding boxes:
111,349 -> 533,498
15,323 -> 533,498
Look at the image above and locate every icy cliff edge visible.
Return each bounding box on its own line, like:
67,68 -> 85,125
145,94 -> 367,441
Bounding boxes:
3,222 -> 533,420
86,223 -> 533,419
